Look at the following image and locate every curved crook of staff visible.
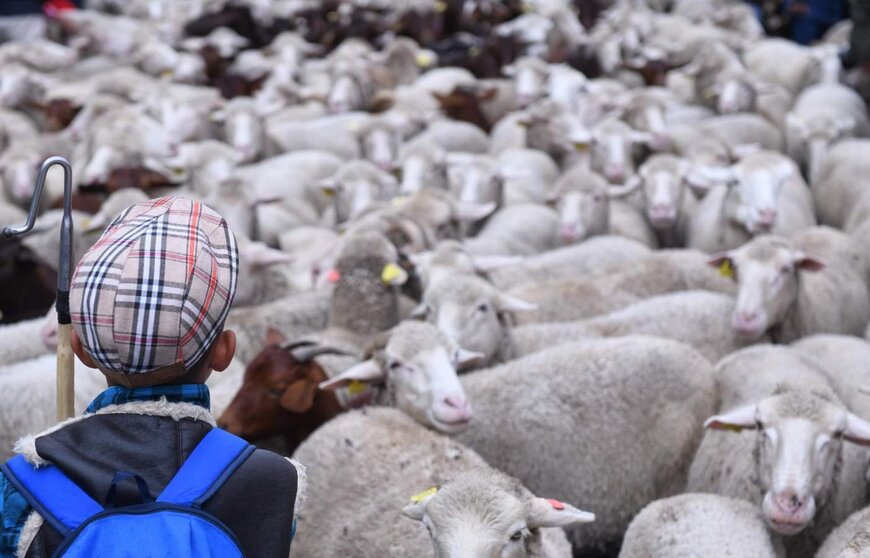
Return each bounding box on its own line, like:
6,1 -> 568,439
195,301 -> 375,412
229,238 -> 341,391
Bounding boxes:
2,156 -> 75,421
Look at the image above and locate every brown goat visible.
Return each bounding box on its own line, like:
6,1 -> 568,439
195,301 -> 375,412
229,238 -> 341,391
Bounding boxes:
218,330 -> 353,453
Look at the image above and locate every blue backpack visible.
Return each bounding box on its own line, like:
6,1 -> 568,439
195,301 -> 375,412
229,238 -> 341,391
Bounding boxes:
1,428 -> 255,557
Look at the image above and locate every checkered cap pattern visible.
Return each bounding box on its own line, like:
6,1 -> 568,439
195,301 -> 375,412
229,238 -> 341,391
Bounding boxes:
70,196 -> 238,381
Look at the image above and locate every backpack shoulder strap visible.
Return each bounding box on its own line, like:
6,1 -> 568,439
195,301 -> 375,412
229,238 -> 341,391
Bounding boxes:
157,428 -> 254,507
0,456 -> 103,536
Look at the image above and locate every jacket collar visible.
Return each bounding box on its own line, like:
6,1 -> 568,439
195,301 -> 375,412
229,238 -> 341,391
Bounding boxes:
14,399 -> 216,467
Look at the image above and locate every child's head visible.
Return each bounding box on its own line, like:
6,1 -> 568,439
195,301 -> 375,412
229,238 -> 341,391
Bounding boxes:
69,196 -> 239,387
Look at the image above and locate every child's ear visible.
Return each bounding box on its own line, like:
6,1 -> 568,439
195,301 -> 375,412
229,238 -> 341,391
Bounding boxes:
70,329 -> 99,369
209,330 -> 237,373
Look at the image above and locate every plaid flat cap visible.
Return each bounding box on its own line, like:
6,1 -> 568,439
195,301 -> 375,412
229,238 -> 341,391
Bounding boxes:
70,196 -> 238,387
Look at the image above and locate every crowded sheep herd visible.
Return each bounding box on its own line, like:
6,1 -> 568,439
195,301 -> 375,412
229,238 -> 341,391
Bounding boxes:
3,0 -> 870,556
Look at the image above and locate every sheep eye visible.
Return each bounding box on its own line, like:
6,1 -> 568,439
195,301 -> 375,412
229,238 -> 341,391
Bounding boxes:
267,386 -> 285,398
510,531 -> 523,542
779,264 -> 792,274
388,361 -> 402,371
476,303 -> 490,313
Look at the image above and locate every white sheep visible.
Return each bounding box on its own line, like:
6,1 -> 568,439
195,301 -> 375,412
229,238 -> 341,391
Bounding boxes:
464,204 -> 562,257
812,139 -> 870,258
0,310 -> 55,366
608,154 -> 697,247
548,166 -> 658,248
291,408 -> 587,557
510,290 -> 757,363
687,151 -> 816,253
507,249 -> 736,324
619,494 -> 785,558
785,84 -> 870,184
0,355 -> 107,461
488,235 -> 653,291
687,345 -> 870,558
455,336 -> 717,554
707,227 -> 870,343
816,507 -> 870,558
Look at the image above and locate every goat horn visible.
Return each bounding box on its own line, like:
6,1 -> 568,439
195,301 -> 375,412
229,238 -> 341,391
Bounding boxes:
289,345 -> 353,363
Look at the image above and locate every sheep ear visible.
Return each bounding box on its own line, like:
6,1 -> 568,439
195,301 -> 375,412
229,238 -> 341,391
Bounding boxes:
381,262 -> 408,286
471,254 -> 522,272
844,413 -> 870,447
704,404 -> 758,432
456,348 -> 485,368
526,498 -> 595,529
409,303 -> 430,319
496,293 -> 537,313
246,242 -> 293,267
402,489 -> 437,521
792,252 -> 825,272
319,360 -> 385,391
706,252 -> 732,268
454,201 -> 497,222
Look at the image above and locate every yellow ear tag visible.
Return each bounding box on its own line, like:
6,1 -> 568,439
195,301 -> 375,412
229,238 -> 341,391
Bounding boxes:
721,424 -> 743,433
161,70 -> 174,79
391,196 -> 408,207
416,52 -> 434,68
322,188 -> 335,198
410,487 -> 438,503
347,380 -> 366,395
326,10 -> 339,22
382,263 -> 404,284
434,1 -> 447,12
718,260 -> 734,278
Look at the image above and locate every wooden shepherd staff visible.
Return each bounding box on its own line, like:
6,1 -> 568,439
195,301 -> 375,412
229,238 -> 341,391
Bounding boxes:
2,156 -> 75,421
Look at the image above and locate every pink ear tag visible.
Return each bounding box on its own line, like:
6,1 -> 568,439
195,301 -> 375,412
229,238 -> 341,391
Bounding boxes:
547,499 -> 566,511
326,269 -> 341,283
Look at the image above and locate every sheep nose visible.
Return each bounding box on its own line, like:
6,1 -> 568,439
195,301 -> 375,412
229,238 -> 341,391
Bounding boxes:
443,395 -> 466,410
442,396 -> 473,421
774,490 -> 805,513
737,310 -> 758,323
758,209 -> 777,225
606,167 -> 626,182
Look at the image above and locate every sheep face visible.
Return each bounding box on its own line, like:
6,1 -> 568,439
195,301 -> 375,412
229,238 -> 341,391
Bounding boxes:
362,127 -> 400,172
708,237 -> 825,340
403,471 -> 593,558
549,183 -> 609,244
160,98 -> 207,146
0,67 -> 39,108
223,108 -> 264,164
503,58 -> 548,108
327,73 -> 365,114
705,392 -> 870,536
616,156 -> 690,229
714,77 -> 757,115
321,322 -> 478,434
698,159 -> 793,235
400,152 -> 448,194
590,120 -> 650,185
446,155 -> 502,207
1,151 -> 40,205
419,277 -> 534,366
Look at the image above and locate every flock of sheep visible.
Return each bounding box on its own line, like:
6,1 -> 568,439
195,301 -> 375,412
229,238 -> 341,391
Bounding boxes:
2,0 -> 870,556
